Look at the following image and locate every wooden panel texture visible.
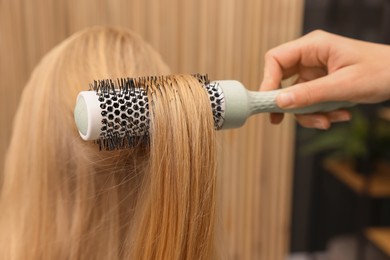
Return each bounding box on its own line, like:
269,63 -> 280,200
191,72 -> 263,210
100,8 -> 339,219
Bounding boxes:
0,0 -> 303,259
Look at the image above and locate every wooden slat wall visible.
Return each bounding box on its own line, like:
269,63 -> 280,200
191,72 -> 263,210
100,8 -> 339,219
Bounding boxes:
0,0 -> 303,259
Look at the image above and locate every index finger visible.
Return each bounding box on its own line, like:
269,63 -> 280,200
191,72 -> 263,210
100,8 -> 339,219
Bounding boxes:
259,30 -> 331,91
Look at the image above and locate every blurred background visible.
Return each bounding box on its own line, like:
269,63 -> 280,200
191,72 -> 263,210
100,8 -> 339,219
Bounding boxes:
0,0 -> 390,260
291,0 -> 390,260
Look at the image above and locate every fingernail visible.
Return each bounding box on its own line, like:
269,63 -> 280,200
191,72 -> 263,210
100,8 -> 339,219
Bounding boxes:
277,92 -> 295,108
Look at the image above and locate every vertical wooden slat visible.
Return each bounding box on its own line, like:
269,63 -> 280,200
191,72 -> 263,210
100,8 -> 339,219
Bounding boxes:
0,1 -> 304,259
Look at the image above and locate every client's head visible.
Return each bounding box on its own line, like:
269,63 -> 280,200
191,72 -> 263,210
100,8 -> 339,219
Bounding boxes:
0,27 -> 217,260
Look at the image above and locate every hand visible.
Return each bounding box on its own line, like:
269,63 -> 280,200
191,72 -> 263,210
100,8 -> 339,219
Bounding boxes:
259,30 -> 390,129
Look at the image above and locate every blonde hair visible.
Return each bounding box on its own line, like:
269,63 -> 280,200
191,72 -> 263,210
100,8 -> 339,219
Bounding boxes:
0,27 -> 217,259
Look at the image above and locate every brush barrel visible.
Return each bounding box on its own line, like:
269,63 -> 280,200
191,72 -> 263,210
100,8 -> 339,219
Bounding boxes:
74,88 -> 150,141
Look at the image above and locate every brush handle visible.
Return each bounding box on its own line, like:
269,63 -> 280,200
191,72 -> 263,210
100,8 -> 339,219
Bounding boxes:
247,89 -> 354,115
216,80 -> 355,129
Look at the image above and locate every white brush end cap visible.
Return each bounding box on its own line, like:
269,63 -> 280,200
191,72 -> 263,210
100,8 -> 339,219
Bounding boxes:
74,91 -> 102,141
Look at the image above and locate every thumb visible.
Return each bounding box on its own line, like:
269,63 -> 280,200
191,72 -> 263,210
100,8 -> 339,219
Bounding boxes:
276,73 -> 348,109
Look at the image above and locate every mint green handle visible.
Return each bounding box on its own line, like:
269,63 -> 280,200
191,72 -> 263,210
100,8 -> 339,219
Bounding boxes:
214,80 -> 355,130
248,89 -> 355,115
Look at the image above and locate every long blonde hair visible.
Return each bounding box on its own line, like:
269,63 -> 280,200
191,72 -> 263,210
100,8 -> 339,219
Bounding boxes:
0,27 -> 217,260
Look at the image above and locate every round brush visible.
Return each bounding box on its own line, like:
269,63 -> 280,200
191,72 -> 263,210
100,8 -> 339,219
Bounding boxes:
74,74 -> 353,150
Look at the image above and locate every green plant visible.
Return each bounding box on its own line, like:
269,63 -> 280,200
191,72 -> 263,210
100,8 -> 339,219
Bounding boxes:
301,108 -> 390,163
